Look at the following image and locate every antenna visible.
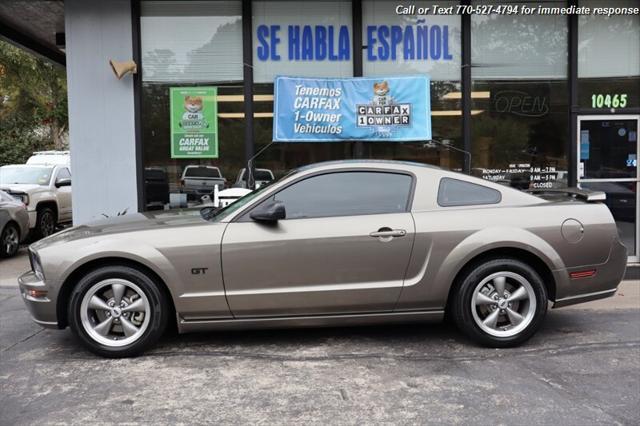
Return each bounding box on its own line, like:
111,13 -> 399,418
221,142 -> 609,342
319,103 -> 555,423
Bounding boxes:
423,138 -> 472,172
246,141 -> 276,190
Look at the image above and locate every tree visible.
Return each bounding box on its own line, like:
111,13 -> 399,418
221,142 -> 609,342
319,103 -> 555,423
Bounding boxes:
0,39 -> 68,165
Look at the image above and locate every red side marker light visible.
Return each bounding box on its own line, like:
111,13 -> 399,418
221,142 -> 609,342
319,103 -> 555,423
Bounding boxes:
570,269 -> 596,279
27,289 -> 48,298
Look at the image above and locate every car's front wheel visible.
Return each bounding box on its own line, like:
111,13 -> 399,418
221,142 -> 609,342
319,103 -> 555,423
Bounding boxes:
0,222 -> 20,258
451,258 -> 548,348
68,265 -> 169,358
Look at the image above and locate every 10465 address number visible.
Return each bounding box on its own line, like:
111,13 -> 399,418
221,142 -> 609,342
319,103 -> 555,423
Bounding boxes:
591,93 -> 628,109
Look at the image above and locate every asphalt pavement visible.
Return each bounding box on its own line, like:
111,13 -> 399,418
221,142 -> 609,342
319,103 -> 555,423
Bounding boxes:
1,250 -> 639,425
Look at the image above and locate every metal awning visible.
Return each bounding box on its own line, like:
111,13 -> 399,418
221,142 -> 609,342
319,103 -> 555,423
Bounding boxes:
0,0 -> 65,66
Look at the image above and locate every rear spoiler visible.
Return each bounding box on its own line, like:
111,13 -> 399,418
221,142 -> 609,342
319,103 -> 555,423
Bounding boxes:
525,187 -> 606,202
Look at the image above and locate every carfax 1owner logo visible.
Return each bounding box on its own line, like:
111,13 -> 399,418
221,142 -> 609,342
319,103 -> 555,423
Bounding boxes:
170,87 -> 218,158
273,76 -> 431,142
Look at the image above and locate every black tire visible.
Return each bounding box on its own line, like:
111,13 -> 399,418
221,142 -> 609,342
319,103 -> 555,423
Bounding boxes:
68,265 -> 169,358
34,206 -> 56,239
451,258 -> 548,348
0,222 -> 20,258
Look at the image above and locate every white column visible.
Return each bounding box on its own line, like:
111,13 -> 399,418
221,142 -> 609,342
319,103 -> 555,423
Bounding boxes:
65,0 -> 138,224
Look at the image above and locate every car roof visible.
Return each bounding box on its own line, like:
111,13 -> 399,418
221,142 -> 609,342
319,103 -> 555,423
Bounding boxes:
295,159 -> 441,172
0,164 -> 56,168
290,160 -> 541,204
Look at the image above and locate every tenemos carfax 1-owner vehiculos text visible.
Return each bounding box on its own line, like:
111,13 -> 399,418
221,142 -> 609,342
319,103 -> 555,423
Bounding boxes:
273,76 -> 432,142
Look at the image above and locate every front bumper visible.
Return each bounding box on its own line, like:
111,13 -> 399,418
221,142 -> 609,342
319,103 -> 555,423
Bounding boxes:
16,210 -> 30,242
18,271 -> 58,328
27,210 -> 37,229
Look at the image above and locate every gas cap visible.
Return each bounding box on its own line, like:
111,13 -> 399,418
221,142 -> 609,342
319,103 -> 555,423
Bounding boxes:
561,218 -> 584,244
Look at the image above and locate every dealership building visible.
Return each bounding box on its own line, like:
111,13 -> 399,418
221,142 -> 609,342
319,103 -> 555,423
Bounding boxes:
0,0 -> 638,263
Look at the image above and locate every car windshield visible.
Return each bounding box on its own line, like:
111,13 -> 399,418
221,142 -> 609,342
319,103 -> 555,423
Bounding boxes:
185,167 -> 220,178
201,184 -> 271,222
201,170 -> 296,222
0,166 -> 53,186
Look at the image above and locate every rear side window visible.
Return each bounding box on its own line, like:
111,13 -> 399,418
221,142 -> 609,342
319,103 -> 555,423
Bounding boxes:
184,167 -> 220,178
438,178 -> 501,207
272,171 -> 413,219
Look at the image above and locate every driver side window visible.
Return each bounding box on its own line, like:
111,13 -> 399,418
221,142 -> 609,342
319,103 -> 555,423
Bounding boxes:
270,171 -> 413,219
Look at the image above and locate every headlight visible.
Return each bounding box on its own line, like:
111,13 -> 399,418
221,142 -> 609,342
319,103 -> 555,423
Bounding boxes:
29,249 -> 45,281
11,192 -> 29,205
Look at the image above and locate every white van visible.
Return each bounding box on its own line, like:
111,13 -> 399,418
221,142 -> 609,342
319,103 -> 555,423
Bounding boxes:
26,151 -> 71,168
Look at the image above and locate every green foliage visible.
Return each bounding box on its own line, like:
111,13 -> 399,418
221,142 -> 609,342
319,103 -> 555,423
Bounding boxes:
0,39 -> 67,166
0,115 -> 49,165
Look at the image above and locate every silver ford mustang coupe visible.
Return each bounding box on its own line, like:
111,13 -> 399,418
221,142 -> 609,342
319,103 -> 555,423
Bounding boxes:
19,160 -> 627,357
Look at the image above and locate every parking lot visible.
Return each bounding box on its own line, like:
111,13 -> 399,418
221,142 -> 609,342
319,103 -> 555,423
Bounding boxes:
1,250 -> 639,425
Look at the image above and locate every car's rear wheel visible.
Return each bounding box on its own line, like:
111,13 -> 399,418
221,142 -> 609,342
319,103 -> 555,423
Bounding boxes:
0,222 -> 20,258
68,265 -> 169,358
451,258 -> 548,347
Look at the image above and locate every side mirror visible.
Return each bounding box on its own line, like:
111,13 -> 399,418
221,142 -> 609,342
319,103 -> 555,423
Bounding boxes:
250,200 -> 286,223
55,178 -> 71,188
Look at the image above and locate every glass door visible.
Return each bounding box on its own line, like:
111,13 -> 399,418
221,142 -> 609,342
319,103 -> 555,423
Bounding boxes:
577,115 -> 639,262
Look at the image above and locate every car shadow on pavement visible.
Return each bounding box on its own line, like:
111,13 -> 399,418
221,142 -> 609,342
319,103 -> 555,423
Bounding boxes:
158,320 -> 462,349
148,307 -> 639,360
21,307 -> 637,361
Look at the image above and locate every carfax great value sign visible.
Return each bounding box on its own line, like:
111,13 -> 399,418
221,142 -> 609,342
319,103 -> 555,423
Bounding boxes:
273,76 -> 431,142
170,87 -> 218,158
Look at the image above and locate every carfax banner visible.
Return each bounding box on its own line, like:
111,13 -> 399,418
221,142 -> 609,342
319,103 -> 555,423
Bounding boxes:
273,76 -> 431,142
170,87 -> 218,158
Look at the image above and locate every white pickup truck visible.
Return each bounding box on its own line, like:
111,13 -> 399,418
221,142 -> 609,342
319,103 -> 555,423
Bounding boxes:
180,165 -> 226,201
0,164 -> 72,239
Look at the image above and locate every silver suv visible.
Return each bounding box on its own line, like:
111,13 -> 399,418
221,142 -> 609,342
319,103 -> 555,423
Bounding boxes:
0,164 -> 72,239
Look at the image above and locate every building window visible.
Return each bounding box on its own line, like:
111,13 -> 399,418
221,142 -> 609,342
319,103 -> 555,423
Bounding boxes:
140,1 -> 245,210
470,1 -> 569,190
251,1 -> 354,177
362,1 -> 462,170
252,1 -> 353,83
362,0 -> 461,81
141,1 -> 243,82
578,0 -> 640,109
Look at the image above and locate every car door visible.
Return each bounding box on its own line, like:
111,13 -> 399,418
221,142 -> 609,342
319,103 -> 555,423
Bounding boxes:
54,167 -> 72,222
221,170 -> 416,317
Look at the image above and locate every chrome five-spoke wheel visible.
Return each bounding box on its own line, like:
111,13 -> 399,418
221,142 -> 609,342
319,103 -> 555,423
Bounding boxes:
80,279 -> 151,347
452,258 -> 548,347
471,271 -> 536,338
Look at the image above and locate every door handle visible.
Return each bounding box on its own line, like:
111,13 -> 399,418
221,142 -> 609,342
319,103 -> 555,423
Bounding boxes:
369,228 -> 407,239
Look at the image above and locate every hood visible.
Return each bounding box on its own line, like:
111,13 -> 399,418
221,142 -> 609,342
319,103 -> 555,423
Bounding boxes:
0,183 -> 44,194
31,208 -> 210,249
